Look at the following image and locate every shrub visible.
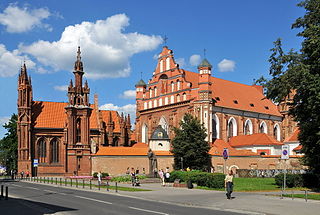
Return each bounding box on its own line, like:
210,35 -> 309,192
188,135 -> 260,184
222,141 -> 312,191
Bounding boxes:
275,173 -> 303,188
169,170 -> 224,188
111,175 -> 147,182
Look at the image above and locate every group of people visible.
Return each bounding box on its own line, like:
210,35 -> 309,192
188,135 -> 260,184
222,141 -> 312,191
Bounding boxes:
158,167 -> 170,186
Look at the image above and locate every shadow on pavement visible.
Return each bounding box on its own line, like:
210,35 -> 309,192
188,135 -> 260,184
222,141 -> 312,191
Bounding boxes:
0,197 -> 77,215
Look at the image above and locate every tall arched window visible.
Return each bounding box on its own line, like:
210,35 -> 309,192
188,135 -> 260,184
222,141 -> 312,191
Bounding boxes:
259,121 -> 268,134
142,124 -> 148,143
153,100 -> 157,108
144,102 -> 147,110
150,88 -> 153,98
166,58 -> 170,70
170,95 -> 174,104
244,119 -> 253,135
159,60 -> 163,72
148,101 -> 152,108
171,81 -> 174,92
159,116 -> 168,133
165,97 -> 169,105
50,138 -> 59,163
37,138 -> 46,163
227,117 -> 237,139
159,98 -> 162,106
177,80 -> 181,90
182,93 -> 187,101
274,123 -> 281,141
76,118 -> 81,143
212,114 -> 220,139
176,94 -> 180,102
154,87 -> 157,97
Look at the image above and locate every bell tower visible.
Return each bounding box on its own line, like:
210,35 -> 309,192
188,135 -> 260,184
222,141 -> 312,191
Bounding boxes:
65,47 -> 92,176
17,63 -> 33,175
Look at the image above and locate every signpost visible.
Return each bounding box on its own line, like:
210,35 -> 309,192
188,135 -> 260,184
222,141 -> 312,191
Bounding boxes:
281,145 -> 289,192
223,148 -> 229,174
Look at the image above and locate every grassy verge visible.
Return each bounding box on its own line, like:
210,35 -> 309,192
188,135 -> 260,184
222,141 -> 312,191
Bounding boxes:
26,178 -> 151,192
282,193 -> 320,200
196,178 -> 309,192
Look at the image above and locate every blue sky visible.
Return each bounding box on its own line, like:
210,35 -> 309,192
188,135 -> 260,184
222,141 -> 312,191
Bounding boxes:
0,0 -> 304,138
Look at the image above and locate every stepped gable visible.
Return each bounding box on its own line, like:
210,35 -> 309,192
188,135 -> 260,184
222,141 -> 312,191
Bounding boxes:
229,133 -> 283,148
32,100 -> 120,131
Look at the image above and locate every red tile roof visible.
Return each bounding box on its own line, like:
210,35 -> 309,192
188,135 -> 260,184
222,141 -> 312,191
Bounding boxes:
284,128 -> 299,142
183,70 -> 281,116
229,133 -> 283,147
209,139 -> 258,156
32,101 -> 120,132
132,142 -> 148,148
95,146 -> 149,156
293,144 -> 302,151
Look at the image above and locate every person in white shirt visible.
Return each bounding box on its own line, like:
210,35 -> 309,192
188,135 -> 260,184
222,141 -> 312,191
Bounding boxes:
224,170 -> 234,199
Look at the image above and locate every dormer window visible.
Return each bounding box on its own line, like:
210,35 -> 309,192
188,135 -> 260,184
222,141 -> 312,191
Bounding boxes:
233,100 -> 238,104
215,97 -> 220,101
264,106 -> 269,110
250,103 -> 254,107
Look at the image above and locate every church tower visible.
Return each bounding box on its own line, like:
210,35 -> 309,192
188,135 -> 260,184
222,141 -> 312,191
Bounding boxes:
17,63 -> 33,175
195,58 -> 214,142
65,47 -> 92,176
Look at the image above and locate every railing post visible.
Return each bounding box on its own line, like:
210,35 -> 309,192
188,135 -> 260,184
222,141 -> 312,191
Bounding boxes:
1,185 -> 3,198
55,178 -> 57,185
51,177 -> 53,184
5,186 -> 8,200
65,178 -> 67,186
98,181 -> 100,190
82,180 -> 85,189
71,179 -> 72,187
60,178 -> 62,186
305,190 -> 308,202
76,179 -> 78,188
116,181 -> 119,192
106,181 -> 109,191
90,180 -> 92,190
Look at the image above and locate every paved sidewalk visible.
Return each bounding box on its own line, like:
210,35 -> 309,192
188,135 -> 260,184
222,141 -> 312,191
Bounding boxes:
3,178 -> 320,215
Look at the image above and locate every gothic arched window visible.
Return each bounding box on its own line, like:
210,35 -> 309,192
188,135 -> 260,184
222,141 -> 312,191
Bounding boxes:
273,123 -> 281,141
212,114 -> 220,139
37,138 -> 46,163
50,138 -> 59,163
244,119 -> 253,135
76,118 -> 81,143
259,121 -> 268,134
227,117 -> 237,140
142,124 -> 148,143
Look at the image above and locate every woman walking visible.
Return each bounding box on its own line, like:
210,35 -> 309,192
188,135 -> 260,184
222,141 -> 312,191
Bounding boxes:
159,169 -> 165,186
225,170 -> 234,199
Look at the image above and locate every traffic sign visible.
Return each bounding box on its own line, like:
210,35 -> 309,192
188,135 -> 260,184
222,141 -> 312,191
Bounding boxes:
223,148 -> 229,160
281,145 -> 289,160
33,159 -> 39,167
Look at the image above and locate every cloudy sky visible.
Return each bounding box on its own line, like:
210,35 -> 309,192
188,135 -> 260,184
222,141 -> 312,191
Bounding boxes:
0,0 -> 303,137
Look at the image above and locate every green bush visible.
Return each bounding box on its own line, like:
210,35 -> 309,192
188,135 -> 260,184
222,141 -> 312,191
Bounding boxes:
275,173 -> 303,188
169,170 -> 224,188
302,173 -> 320,189
111,175 -> 147,182
92,172 -> 109,178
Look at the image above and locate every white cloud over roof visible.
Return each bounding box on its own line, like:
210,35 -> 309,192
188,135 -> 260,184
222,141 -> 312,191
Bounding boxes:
0,4 -> 51,33
120,90 -> 136,99
217,59 -> 236,72
189,54 -> 201,66
19,14 -> 162,79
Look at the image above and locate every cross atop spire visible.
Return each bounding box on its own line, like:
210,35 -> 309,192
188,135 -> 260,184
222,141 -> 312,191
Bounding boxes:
203,48 -> 207,58
163,35 -> 168,45
74,46 -> 83,72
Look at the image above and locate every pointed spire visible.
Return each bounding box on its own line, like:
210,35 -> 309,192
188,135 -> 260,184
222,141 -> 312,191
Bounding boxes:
127,114 -> 131,126
19,63 -> 29,83
74,46 -> 83,71
69,79 -> 73,88
84,80 -> 88,89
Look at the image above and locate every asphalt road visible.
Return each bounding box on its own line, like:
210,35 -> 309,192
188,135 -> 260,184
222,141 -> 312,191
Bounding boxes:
0,180 -> 242,215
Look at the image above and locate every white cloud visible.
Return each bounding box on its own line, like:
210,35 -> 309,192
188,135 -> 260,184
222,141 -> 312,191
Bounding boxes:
189,54 -> 201,66
120,90 -> 136,99
0,44 -> 35,77
217,59 -> 236,72
100,103 -> 136,119
19,14 -> 162,79
0,4 -> 51,33
54,85 -> 68,91
0,116 -> 10,126
175,58 -> 186,68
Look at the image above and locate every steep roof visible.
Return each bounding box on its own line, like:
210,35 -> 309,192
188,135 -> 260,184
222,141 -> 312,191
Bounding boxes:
284,128 -> 299,143
183,70 -> 281,116
135,79 -> 147,87
95,146 -> 149,156
209,139 -> 258,156
32,101 -> 120,132
229,133 -> 283,147
198,58 -> 212,68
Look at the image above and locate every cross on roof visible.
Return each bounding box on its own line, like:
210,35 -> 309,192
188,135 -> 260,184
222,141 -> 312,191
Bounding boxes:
163,35 -> 168,45
203,48 -> 207,58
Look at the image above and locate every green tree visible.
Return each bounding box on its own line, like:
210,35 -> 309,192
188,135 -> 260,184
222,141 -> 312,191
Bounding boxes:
0,114 -> 18,172
261,0 -> 320,173
171,113 -> 210,171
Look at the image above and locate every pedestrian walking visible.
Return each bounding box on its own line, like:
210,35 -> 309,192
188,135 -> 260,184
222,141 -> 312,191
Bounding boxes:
159,169 -> 165,186
97,171 -> 102,186
225,170 -> 234,200
130,168 -> 136,186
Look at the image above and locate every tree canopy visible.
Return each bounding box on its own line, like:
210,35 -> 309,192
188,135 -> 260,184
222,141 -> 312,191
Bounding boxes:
258,0 -> 320,173
171,113 -> 211,171
0,114 -> 18,172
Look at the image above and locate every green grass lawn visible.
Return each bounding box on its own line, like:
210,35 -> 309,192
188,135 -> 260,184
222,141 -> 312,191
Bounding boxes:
283,193 -> 320,200
197,177 -> 308,192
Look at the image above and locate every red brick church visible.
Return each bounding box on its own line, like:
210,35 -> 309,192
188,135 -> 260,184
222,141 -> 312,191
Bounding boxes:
17,47 -> 132,176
